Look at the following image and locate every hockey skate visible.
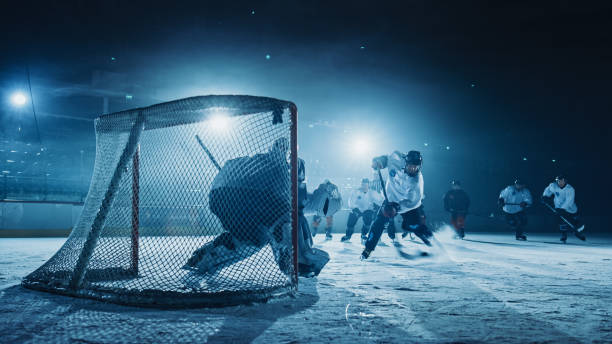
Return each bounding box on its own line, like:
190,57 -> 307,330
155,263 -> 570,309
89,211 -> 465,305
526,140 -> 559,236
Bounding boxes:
340,235 -> 351,242
453,228 -> 465,240
515,235 -> 527,241
360,249 -> 371,260
401,231 -> 415,240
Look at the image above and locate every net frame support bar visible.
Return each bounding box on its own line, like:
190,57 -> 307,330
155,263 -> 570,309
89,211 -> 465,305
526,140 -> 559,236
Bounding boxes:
68,113 -> 144,290
289,104 -> 299,284
130,145 -> 140,275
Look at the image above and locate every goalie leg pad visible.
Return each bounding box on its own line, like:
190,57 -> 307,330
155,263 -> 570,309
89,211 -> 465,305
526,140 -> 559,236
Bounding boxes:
193,242 -> 260,275
298,248 -> 330,277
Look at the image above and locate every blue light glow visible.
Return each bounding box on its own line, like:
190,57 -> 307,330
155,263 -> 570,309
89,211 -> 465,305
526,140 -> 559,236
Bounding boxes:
10,92 -> 27,107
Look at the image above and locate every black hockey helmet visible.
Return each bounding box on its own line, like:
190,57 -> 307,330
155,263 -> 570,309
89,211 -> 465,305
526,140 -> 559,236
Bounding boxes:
405,150 -> 423,166
514,178 -> 525,187
555,175 -> 566,182
450,179 -> 461,186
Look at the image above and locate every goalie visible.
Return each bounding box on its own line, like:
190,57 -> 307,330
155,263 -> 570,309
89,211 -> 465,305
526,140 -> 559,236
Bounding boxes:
183,138 -> 294,276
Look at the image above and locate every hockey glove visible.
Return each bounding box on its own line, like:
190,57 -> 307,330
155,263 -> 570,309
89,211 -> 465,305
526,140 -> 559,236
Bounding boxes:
371,156 -> 388,170
382,201 -> 399,218
542,195 -> 554,207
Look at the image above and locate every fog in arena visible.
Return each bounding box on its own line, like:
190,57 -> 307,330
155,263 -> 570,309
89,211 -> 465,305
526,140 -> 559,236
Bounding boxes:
1,1 -> 611,343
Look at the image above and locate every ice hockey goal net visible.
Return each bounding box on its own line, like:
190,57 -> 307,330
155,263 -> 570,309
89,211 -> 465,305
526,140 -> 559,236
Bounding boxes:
22,95 -> 299,307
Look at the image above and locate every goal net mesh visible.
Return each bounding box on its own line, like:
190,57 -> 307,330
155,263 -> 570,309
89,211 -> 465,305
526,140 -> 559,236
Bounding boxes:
22,95 -> 298,307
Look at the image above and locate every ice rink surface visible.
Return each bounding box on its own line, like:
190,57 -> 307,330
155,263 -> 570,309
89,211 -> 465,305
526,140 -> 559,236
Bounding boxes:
1,229 -> 611,343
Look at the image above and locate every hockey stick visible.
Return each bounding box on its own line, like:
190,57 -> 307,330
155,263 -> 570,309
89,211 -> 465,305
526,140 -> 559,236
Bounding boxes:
376,169 -> 400,219
195,135 -> 221,171
377,169 -> 389,203
540,200 -> 577,231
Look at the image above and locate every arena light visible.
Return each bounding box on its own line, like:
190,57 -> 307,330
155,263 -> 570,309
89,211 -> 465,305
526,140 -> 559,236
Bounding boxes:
351,137 -> 372,157
209,113 -> 231,131
10,92 -> 27,107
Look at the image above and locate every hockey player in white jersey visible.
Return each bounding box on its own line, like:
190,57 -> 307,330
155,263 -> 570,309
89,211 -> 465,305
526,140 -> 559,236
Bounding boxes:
542,175 -> 585,243
498,179 -> 533,241
341,178 -> 383,242
309,179 -> 342,240
361,150 -> 432,260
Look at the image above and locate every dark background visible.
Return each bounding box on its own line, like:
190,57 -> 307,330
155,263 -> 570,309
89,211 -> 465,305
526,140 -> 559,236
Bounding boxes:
1,1 -> 610,231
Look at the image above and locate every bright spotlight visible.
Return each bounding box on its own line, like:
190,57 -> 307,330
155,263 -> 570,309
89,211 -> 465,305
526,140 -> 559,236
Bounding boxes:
10,92 -> 27,107
351,138 -> 372,156
209,113 -> 231,131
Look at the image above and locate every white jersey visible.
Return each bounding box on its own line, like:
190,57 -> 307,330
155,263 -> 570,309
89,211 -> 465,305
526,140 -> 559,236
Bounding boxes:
348,188 -> 383,212
543,182 -> 578,214
499,186 -> 533,214
384,151 -> 424,214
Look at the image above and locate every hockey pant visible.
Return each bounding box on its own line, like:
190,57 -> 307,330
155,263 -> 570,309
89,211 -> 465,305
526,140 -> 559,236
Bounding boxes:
365,205 -> 432,252
451,212 -> 467,236
312,214 -> 334,236
345,209 -> 374,239
504,211 -> 527,238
